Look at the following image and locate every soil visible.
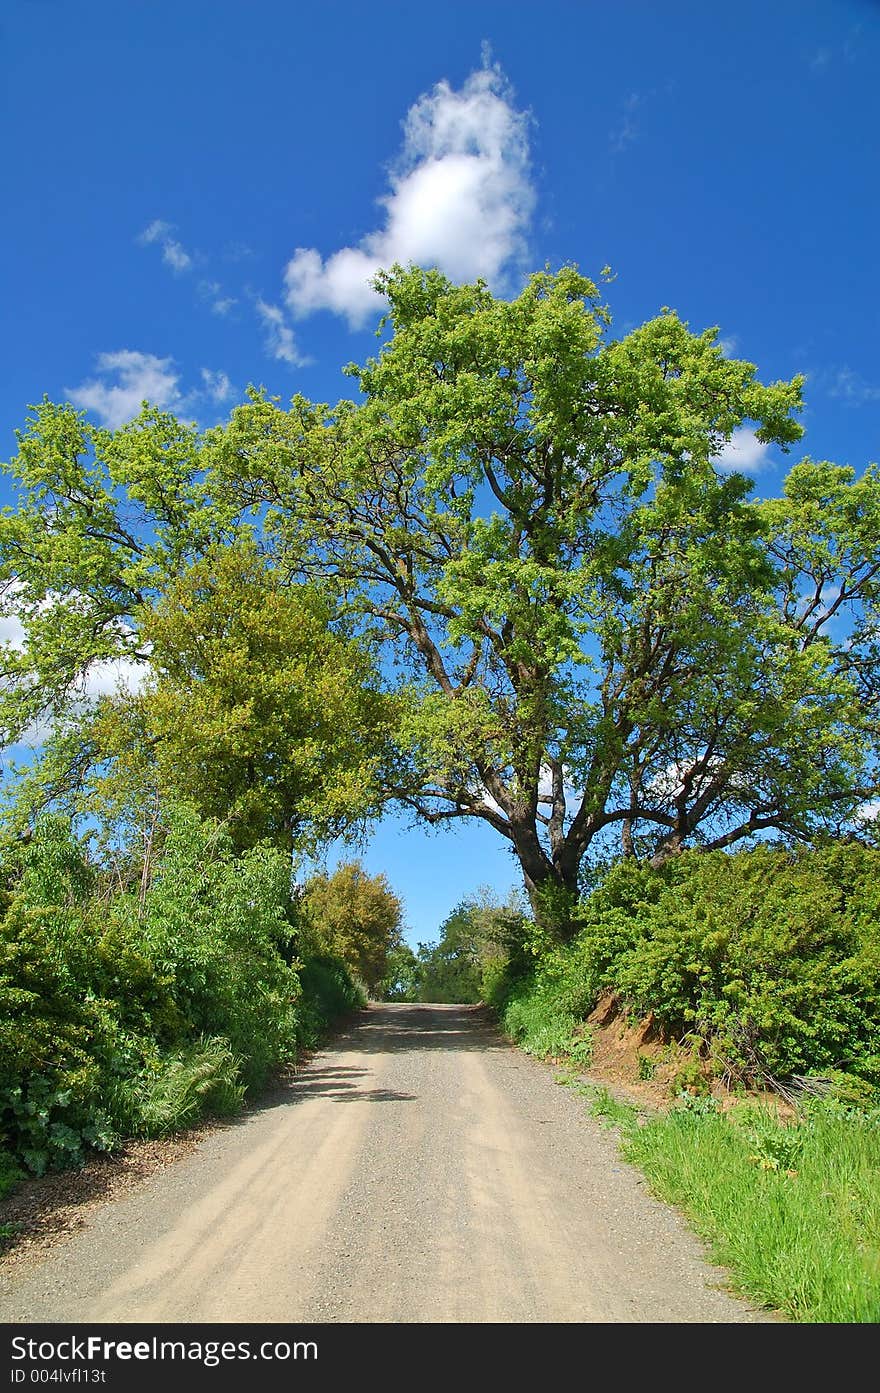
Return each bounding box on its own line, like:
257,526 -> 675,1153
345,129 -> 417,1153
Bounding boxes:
578,991 -> 796,1119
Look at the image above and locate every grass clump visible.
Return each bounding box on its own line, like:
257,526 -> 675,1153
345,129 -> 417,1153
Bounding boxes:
126,1037 -> 245,1136
588,1089 -> 880,1323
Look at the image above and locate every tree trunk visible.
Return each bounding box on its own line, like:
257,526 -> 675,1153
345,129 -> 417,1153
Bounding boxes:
509,822 -> 580,940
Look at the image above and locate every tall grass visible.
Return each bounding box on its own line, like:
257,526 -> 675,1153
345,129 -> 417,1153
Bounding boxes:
127,1037 -> 245,1136
593,1092 -> 880,1323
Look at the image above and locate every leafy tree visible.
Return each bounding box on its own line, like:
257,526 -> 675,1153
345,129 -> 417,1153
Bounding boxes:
301,860 -> 403,994
380,940 -> 420,1001
93,539 -> 395,852
0,402 -> 210,749
205,265 -> 880,933
0,409 -> 393,850
5,268 -> 880,937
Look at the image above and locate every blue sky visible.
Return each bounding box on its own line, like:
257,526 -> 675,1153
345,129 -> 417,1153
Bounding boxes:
2,0 -> 879,944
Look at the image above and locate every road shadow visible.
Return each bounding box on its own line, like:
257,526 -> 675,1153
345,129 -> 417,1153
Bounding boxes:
328,1003 -> 507,1058
286,1065 -> 416,1104
0,1005 -> 504,1262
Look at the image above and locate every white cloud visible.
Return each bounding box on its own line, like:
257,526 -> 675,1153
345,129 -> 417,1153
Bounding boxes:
198,279 -> 237,316
857,800 -> 880,822
7,657 -> 149,752
646,755 -> 745,802
66,351 -> 182,429
283,63 -> 534,328
1,584 -> 149,752
139,219 -> 193,273
826,366 -> 880,405
201,367 -> 234,403
477,762 -> 580,821
74,656 -> 147,702
255,299 -> 305,366
609,92 -> 641,154
712,426 -> 771,474
716,335 -> 738,357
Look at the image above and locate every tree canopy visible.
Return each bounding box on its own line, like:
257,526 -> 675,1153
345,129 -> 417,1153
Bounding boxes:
2,264 -> 879,934
300,860 -> 403,994
203,266 -> 880,929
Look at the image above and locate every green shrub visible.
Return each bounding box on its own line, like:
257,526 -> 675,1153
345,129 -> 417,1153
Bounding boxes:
0,903 -> 125,1172
135,810 -> 300,1087
0,807 -> 306,1175
500,949 -> 595,1063
496,843 -> 880,1092
609,846 -> 880,1081
295,954 -> 366,1049
0,1147 -> 24,1200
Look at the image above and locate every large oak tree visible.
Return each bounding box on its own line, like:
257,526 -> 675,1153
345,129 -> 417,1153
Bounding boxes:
3,266 -> 879,933
206,266 -> 880,930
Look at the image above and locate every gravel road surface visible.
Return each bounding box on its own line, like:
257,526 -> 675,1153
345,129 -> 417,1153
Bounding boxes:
0,1004 -> 769,1323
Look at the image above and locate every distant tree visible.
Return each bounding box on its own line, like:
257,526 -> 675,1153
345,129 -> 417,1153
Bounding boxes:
301,861 -> 403,995
380,940 -> 420,1001
416,889 -> 527,1002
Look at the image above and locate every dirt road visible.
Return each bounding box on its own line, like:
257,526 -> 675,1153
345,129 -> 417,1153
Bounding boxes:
0,1004 -> 768,1322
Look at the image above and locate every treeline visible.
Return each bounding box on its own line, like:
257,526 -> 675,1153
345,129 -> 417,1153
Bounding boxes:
0,813 -> 404,1197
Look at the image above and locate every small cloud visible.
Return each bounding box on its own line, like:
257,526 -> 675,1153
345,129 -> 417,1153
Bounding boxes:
66,350 -> 182,429
857,799 -> 880,823
223,241 -> 255,262
808,27 -> 860,72
201,367 -> 234,403
162,240 -> 191,273
609,116 -> 638,154
283,61 -> 535,329
140,218 -> 171,244
609,92 -> 642,153
716,335 -> 738,357
198,279 -> 237,316
712,426 -> 772,474
138,219 -> 193,274
255,299 -> 305,366
825,366 -> 880,406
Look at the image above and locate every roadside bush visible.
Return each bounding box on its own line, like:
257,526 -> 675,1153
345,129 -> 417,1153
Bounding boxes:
606,846 -> 880,1081
0,807 -> 302,1181
500,949 -> 595,1063
0,901 -> 124,1172
136,811 -> 299,1087
494,842 -> 880,1092
125,1037 -> 245,1136
294,954 -> 366,1049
